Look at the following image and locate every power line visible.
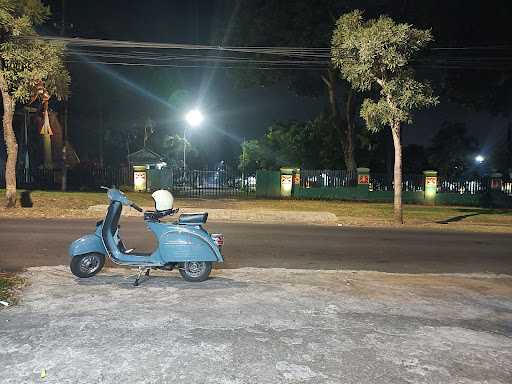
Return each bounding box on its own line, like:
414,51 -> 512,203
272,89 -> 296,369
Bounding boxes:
21,35 -> 512,71
66,49 -> 329,65
27,36 -> 332,58
64,60 -> 328,70
27,35 -> 512,54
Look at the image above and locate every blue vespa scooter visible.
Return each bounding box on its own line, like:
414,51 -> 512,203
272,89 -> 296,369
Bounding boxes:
69,187 -> 224,285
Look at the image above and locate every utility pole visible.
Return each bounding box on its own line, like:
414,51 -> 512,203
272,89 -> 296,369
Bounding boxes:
99,105 -> 104,167
183,126 -> 187,176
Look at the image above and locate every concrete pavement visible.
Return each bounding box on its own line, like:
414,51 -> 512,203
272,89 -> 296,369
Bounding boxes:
1,266 -> 511,383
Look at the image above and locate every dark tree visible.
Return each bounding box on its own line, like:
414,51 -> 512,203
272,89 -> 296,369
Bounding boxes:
228,0 -> 361,171
428,122 -> 479,178
403,144 -> 430,174
239,115 -> 343,172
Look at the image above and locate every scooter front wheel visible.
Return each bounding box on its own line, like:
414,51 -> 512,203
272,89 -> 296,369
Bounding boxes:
179,261 -> 212,282
70,252 -> 105,278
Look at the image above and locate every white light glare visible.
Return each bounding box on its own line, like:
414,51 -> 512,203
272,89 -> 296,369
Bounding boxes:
185,109 -> 204,127
475,155 -> 485,163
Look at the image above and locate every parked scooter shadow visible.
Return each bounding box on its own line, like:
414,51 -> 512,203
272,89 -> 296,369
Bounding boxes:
76,273 -> 248,290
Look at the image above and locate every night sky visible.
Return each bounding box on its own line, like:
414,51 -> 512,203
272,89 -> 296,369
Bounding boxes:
40,0 -> 512,164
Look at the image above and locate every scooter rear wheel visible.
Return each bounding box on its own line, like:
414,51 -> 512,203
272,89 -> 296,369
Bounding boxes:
179,261 -> 212,282
70,252 -> 105,278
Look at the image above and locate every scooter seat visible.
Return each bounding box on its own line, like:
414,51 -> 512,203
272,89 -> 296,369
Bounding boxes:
178,212 -> 208,225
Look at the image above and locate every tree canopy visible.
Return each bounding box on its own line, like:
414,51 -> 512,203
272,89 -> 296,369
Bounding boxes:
0,0 -> 69,102
331,10 -> 438,132
239,116 -> 343,173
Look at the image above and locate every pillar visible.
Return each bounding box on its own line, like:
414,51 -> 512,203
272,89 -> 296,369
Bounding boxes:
423,170 -> 438,204
133,165 -> 147,192
356,167 -> 370,198
280,167 -> 294,197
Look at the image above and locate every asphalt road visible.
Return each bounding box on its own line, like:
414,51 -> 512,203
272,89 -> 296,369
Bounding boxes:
1,218 -> 511,274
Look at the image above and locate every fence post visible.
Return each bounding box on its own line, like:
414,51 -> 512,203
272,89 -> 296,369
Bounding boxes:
292,168 -> 301,196
356,167 -> 370,199
490,172 -> 503,191
133,165 -> 147,192
423,170 -> 438,204
280,167 -> 294,198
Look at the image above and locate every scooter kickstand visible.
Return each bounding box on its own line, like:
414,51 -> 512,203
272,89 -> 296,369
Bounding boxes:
134,267 -> 143,287
133,267 -> 151,287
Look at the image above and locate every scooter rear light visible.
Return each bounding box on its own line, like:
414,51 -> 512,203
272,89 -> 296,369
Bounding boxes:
211,234 -> 224,248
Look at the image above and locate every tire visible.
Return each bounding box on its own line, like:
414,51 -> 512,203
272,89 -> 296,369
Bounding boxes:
70,252 -> 105,278
179,261 -> 212,282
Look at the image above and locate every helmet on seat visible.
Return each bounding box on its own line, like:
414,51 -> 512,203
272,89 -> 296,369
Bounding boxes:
151,190 -> 174,212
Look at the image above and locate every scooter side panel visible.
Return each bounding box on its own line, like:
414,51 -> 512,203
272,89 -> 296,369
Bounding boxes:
155,225 -> 222,262
69,234 -> 106,257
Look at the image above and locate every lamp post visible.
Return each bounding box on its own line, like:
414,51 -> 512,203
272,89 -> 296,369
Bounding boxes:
474,154 -> 486,177
183,109 -> 203,176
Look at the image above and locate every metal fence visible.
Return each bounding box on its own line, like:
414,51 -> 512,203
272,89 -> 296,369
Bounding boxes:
300,169 -> 358,188
369,173 -> 425,192
0,166 -> 255,197
503,175 -> 512,196
0,167 -> 132,190
437,175 -> 491,194
164,168 -> 256,198
2,165 -> 510,198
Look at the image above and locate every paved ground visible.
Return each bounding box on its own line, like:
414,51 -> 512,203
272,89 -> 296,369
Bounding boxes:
0,218 -> 511,274
1,266 -> 511,383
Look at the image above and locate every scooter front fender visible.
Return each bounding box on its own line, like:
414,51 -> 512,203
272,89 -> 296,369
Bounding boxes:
69,234 -> 106,258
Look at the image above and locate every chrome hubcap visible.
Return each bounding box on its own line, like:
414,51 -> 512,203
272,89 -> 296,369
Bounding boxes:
79,254 -> 101,274
183,261 -> 206,278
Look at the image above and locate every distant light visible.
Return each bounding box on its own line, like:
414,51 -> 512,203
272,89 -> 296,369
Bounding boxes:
185,109 -> 204,127
475,155 -> 485,164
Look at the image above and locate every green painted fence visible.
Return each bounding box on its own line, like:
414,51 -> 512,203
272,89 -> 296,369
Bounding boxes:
256,170 -> 281,198
294,186 -> 511,207
255,168 -> 512,207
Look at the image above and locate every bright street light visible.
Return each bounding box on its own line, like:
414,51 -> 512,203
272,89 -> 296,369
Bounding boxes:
475,155 -> 485,164
185,109 -> 204,127
183,109 -> 204,176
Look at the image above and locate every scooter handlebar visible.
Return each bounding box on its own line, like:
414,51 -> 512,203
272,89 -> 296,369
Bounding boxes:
131,203 -> 143,212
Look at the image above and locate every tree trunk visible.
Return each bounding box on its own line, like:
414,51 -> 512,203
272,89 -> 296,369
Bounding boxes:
344,89 -> 357,171
391,122 -> 403,224
322,68 -> 357,171
61,103 -> 68,191
1,87 -> 17,208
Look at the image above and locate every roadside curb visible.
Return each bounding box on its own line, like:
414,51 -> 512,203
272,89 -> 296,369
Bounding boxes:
88,204 -> 338,225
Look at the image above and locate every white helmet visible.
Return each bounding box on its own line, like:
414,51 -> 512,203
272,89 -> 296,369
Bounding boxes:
152,190 -> 174,212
